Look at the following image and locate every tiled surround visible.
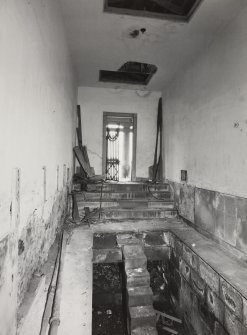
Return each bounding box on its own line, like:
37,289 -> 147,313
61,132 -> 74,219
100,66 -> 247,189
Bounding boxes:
170,181 -> 247,257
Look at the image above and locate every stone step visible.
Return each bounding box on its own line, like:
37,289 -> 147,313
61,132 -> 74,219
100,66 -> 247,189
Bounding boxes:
127,286 -> 153,307
128,305 -> 156,331
131,326 -> 158,335
87,182 -> 170,193
77,199 -> 175,210
99,208 -> 177,220
77,191 -> 172,200
126,267 -> 150,287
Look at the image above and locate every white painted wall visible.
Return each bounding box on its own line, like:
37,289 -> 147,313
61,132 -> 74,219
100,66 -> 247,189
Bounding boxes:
163,4 -> 247,198
78,87 -> 161,178
0,0 -> 76,333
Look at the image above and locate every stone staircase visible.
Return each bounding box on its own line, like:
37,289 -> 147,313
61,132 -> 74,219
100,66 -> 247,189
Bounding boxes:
75,182 -> 177,221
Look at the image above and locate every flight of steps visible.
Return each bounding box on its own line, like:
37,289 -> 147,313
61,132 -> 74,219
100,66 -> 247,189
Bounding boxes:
117,234 -> 158,335
75,182 -> 177,221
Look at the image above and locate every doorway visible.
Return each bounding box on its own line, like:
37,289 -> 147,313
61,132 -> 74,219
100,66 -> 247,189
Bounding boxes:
103,112 -> 137,182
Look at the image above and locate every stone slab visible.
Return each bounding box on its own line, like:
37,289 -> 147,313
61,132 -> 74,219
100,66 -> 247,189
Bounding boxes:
195,188 -> 216,235
58,228 -> 93,335
142,231 -> 168,246
93,233 -> 117,249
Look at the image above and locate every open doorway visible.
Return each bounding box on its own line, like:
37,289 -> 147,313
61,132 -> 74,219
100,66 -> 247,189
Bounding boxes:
103,112 -> 137,182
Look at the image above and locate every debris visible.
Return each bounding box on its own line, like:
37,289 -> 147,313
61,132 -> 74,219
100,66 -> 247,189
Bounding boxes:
155,309 -> 182,324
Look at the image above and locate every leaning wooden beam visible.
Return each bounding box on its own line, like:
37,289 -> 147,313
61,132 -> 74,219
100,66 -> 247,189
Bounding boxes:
76,128 -> 83,149
77,105 -> 83,148
73,146 -> 93,177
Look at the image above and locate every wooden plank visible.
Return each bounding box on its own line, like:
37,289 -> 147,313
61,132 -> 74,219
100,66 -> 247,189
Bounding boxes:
77,105 -> 83,148
76,128 -> 82,149
74,146 -> 93,177
82,146 -> 90,165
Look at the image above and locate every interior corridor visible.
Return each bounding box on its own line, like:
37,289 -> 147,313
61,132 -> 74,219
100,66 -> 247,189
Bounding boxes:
1,0 -> 247,334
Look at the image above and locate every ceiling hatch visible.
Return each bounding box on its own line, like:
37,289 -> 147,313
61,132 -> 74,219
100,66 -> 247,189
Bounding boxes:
99,62 -> 157,85
104,0 -> 203,21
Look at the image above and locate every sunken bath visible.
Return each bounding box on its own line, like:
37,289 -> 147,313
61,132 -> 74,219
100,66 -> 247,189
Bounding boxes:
92,231 -> 186,334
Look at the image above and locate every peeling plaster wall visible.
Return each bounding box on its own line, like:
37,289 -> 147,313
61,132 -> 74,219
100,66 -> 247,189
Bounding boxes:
164,7 -> 247,254
0,0 -> 76,333
77,87 -> 161,178
164,5 -> 247,198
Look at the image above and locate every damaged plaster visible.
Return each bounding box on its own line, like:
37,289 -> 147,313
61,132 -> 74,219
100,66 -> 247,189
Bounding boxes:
0,236 -> 8,289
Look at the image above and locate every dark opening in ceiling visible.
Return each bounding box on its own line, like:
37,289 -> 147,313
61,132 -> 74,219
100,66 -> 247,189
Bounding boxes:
104,0 -> 203,21
99,61 -> 157,85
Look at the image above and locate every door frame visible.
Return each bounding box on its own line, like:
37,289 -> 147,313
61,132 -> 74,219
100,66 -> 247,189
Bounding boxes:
102,111 -> 137,181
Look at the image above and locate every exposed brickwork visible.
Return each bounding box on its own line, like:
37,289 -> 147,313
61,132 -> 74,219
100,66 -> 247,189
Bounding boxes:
220,278 -> 243,319
168,233 -> 247,335
179,258 -> 191,282
206,287 -> 224,324
198,259 -> 220,294
191,269 -> 206,300
224,307 -> 246,335
183,244 -> 199,271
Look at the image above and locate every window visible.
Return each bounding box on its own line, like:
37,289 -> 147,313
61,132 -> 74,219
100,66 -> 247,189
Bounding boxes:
104,0 -> 203,21
99,61 -> 157,85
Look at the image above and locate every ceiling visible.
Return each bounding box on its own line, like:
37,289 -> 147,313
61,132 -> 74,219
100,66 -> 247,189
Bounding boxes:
60,0 -> 244,91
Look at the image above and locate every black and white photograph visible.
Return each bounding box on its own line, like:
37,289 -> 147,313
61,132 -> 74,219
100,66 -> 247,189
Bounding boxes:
0,0 -> 247,334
